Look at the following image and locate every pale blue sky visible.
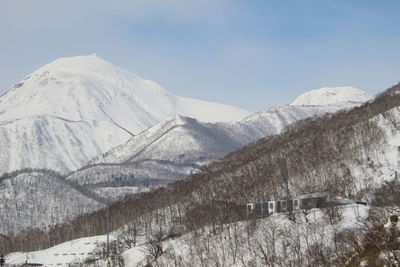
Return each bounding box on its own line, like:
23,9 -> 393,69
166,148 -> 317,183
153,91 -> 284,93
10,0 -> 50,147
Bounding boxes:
1,0 -> 400,111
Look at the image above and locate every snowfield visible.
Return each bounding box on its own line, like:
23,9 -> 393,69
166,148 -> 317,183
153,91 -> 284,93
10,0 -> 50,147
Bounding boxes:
6,235 -> 114,266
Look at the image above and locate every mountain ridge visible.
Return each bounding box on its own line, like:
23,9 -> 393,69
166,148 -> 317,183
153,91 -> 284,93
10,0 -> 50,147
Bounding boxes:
70,96 -> 372,201
291,86 -> 372,106
0,55 -> 251,174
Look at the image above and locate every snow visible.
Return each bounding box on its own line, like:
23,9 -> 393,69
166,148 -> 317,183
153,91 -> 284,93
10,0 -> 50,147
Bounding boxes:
345,106 -> 400,190
122,204 -> 370,267
0,55 -> 250,174
383,215 -> 400,231
3,203 -> 371,266
0,55 -> 250,127
291,86 -> 373,106
93,102 -> 363,166
6,235 -> 114,266
0,115 -> 131,174
122,247 -> 148,267
80,98 -> 371,201
0,55 -> 374,177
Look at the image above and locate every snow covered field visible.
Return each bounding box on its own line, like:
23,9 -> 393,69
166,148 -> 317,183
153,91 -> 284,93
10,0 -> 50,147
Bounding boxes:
6,235 -> 114,266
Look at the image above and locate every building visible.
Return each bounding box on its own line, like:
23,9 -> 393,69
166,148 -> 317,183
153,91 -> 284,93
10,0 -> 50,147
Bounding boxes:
246,192 -> 359,217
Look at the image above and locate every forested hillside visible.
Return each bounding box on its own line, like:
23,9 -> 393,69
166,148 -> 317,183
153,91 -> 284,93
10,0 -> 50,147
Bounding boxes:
0,169 -> 104,236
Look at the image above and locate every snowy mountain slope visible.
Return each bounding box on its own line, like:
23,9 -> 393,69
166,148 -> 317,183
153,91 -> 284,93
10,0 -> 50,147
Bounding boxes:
92,115 -> 243,165
6,204 -> 370,266
291,86 -> 372,106
0,55 -> 250,128
0,170 -> 104,235
123,204 -> 369,267
67,92 -> 371,200
94,102 -> 361,166
5,204 -> 370,266
65,107 -> 330,198
0,115 -> 131,174
0,55 -> 250,174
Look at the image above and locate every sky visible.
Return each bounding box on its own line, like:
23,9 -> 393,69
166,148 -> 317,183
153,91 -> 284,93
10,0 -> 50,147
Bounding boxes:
1,0 -> 400,112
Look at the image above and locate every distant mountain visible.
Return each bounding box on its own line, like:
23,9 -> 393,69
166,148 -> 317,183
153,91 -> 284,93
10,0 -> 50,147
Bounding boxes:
93,103 -> 359,166
291,86 -> 372,106
67,87 -> 371,199
0,55 -> 250,174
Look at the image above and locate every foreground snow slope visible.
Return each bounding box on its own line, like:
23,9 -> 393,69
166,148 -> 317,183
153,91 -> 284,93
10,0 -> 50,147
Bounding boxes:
6,235 -> 113,266
5,204 -> 369,267
0,55 -> 250,174
124,204 -> 369,267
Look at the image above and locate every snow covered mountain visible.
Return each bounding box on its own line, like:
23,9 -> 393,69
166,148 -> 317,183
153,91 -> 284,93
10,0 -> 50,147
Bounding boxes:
291,86 -> 372,106
0,55 -> 250,174
93,104 -> 354,166
0,115 -> 131,174
66,88 -> 372,200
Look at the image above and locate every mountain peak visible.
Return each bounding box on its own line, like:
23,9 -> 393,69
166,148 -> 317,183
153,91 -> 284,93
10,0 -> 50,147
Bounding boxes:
0,55 -> 250,130
0,55 -> 250,174
38,54 -> 129,78
291,87 -> 373,106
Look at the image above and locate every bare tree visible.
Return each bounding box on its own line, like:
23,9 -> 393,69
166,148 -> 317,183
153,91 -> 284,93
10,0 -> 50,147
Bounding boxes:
143,231 -> 164,264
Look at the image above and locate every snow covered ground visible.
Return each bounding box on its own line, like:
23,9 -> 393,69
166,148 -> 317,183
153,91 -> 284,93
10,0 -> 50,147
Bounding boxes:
5,204 -> 369,267
6,235 -> 114,266
123,204 -> 369,266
